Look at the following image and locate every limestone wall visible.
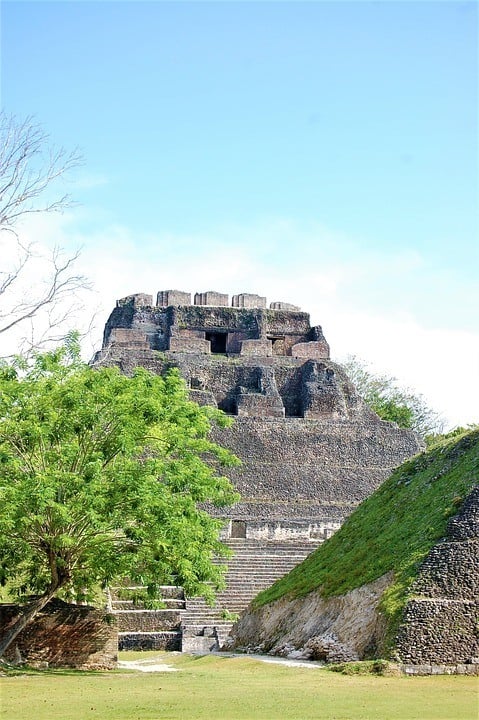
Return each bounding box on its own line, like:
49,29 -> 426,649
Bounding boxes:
0,599 -> 117,669
209,417 -> 420,531
395,486 -> 479,665
114,609 -> 182,633
101,295 -> 320,357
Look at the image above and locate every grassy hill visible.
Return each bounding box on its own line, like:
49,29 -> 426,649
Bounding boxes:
253,428 -> 479,646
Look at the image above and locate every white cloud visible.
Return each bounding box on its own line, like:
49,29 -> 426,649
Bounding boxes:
326,310 -> 479,431
10,212 -> 478,431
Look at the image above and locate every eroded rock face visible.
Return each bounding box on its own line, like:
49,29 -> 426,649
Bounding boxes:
228,573 -> 392,661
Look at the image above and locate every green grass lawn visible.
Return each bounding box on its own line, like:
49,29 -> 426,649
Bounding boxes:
1,652 -> 477,720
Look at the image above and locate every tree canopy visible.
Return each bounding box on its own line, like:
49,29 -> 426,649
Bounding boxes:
342,355 -> 444,439
0,340 -> 240,655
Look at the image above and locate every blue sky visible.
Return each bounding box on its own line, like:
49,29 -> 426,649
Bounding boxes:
1,0 -> 478,428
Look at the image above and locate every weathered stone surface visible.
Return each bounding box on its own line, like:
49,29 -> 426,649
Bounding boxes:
95,291 -> 421,541
169,337 -> 211,354
232,293 -> 267,309
194,291 -> 229,306
240,339 -> 273,357
236,392 -> 285,418
119,631 -> 181,651
270,301 -> 301,311
108,328 -> 150,349
117,293 -> 153,308
291,341 -> 329,360
115,609 -> 182,633
395,599 -> 479,665
0,599 -> 117,669
208,417 -> 420,528
157,289 -> 191,307
395,486 -> 479,665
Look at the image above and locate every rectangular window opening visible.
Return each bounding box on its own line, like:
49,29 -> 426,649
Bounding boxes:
206,332 -> 227,354
268,335 -> 285,356
231,520 -> 247,539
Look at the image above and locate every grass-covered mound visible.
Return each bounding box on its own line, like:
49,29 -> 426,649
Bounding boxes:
253,428 -> 479,639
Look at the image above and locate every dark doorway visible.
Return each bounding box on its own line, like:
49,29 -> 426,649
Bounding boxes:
231,520 -> 246,539
268,336 -> 285,356
206,332 -> 227,354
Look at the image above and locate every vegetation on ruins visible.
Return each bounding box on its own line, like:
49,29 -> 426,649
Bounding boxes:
0,111 -> 88,357
0,336 -> 240,656
342,355 -> 443,439
253,428 -> 479,652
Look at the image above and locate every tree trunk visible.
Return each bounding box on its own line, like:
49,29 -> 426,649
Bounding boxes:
0,586 -> 59,658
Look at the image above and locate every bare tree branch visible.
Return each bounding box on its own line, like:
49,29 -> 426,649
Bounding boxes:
0,112 -> 91,356
0,112 -> 82,228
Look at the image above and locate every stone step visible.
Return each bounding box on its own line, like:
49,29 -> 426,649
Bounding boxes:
119,631 -> 181,652
224,542 -> 318,552
181,622 -> 235,653
109,585 -> 185,601
111,601 -> 186,611
223,559 -> 310,566
223,573 -> 298,580
110,600 -> 186,611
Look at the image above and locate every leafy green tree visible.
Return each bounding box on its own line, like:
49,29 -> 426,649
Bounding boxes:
0,339 -> 239,656
342,355 -> 444,439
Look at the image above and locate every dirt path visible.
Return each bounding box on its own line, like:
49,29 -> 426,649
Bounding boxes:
119,652 -> 323,673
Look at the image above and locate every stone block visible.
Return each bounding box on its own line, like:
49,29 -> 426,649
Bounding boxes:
236,393 -> 285,418
226,331 -> 249,354
240,339 -> 273,357
108,328 -> 150,348
232,293 -> 267,309
169,337 -> 211,354
181,625 -> 220,653
189,389 -> 218,407
157,290 -> 191,307
292,341 -> 330,360
270,301 -> 301,311
115,609 -> 181,632
194,291 -> 229,306
117,293 -> 153,308
119,631 -> 181,651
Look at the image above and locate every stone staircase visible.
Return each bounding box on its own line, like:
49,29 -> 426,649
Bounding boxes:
108,585 -> 186,651
181,538 -> 318,653
110,538 -> 319,653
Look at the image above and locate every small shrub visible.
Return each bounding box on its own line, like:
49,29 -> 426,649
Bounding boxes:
327,659 -> 394,676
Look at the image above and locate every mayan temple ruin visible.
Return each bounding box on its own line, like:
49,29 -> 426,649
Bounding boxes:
94,290 -> 422,652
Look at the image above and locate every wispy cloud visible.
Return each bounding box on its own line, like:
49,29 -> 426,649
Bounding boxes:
71,172 -> 110,190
